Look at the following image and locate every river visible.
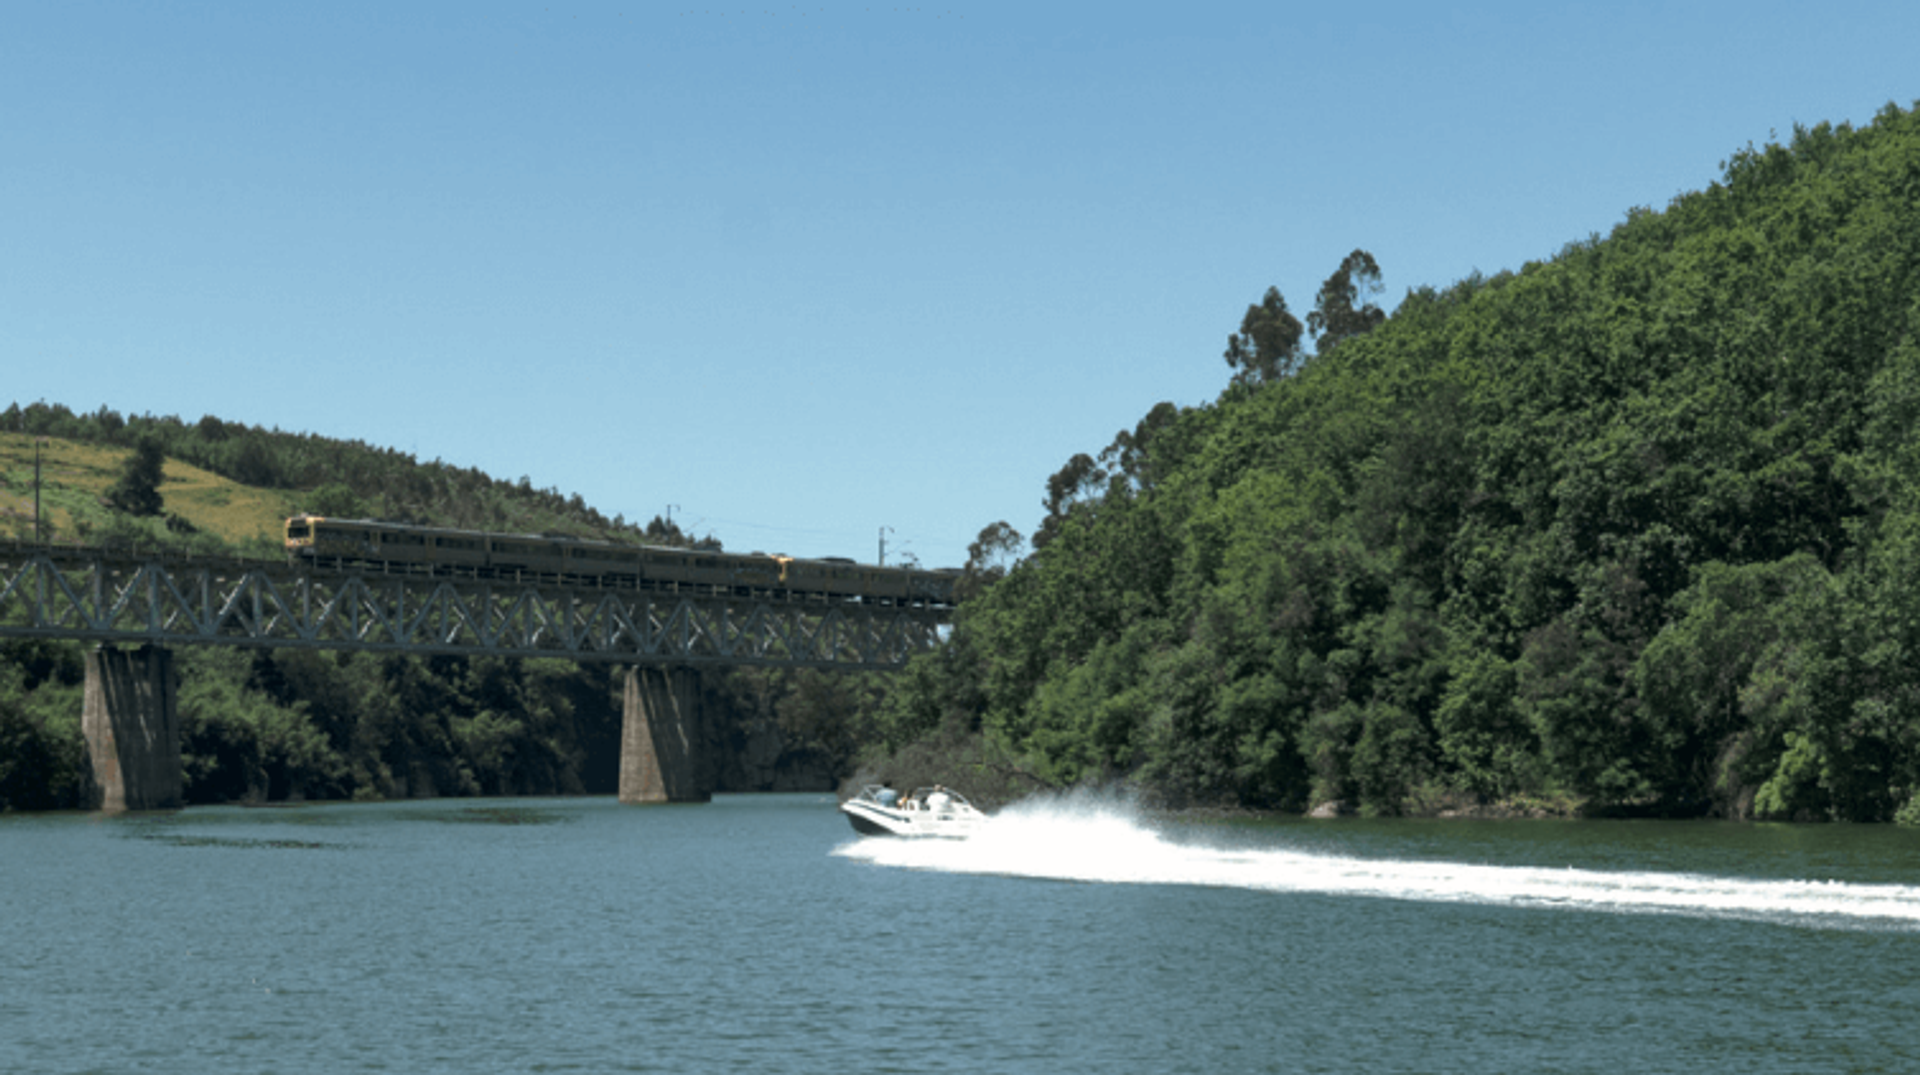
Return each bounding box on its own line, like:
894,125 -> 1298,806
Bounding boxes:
4,792 -> 1917,1073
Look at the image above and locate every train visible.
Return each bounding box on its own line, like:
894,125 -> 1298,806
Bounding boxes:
283,515 -> 957,608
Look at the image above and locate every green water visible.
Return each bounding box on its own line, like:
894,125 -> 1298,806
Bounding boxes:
3,794 -> 1916,1073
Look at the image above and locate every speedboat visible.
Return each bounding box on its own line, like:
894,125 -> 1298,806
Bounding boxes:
840,784 -> 986,839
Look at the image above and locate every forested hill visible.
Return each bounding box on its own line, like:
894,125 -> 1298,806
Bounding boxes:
885,102 -> 1920,823
0,403 -> 682,552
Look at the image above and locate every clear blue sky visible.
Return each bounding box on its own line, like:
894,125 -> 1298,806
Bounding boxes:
6,2 -> 1917,567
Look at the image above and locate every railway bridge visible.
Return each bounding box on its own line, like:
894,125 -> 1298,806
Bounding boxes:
0,539 -> 952,811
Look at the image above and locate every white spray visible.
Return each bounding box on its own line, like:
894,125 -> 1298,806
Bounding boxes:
834,790 -> 1920,930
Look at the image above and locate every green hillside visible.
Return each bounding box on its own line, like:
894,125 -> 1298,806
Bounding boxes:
879,102 -> 1920,823
0,412 -> 840,811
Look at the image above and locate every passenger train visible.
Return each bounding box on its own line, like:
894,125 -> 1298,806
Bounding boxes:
284,515 -> 957,607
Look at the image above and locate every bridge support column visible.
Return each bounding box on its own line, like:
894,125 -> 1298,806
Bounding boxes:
618,666 -> 710,804
82,644 -> 183,812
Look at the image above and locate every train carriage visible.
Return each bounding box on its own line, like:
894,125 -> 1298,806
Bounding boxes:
284,514 -> 958,608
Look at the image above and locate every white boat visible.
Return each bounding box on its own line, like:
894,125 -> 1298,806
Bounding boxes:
840,784 -> 986,839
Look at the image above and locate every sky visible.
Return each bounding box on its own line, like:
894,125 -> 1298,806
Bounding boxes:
6,2 -> 1918,568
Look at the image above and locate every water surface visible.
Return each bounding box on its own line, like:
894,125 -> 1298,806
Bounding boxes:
4,794 -> 1916,1073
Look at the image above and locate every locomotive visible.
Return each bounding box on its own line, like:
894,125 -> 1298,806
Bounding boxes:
283,515 -> 957,607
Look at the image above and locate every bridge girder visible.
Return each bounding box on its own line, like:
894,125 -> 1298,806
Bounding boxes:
0,546 -> 946,669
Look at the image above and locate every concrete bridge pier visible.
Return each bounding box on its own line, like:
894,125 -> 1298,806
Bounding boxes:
618,666 -> 710,803
82,644 -> 183,812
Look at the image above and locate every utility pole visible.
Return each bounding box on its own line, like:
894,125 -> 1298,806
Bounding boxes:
34,436 -> 44,544
878,526 -> 893,567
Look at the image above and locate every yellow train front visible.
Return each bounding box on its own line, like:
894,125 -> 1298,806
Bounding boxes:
284,515 -> 956,607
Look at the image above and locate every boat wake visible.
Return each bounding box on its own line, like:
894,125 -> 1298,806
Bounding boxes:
832,792 -> 1920,931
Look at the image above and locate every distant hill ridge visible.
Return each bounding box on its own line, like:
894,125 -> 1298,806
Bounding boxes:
0,408 -> 696,554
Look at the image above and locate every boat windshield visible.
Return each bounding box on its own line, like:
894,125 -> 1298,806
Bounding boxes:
854,785 -> 975,811
909,787 -> 971,810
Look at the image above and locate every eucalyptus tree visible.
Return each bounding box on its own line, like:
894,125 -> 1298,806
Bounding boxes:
1307,249 -> 1386,354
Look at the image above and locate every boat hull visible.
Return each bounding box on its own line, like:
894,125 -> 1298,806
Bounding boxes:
843,807 -> 901,837
839,791 -> 984,839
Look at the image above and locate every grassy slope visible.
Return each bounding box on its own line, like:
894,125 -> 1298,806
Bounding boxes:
0,432 -> 296,550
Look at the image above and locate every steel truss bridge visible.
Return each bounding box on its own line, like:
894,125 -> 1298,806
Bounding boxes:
0,543 -> 948,669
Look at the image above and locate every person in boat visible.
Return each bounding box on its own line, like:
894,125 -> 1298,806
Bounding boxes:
875,785 -> 898,807
926,786 -> 951,812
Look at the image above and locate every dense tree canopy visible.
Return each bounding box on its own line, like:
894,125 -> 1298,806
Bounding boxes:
886,103 -> 1920,822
